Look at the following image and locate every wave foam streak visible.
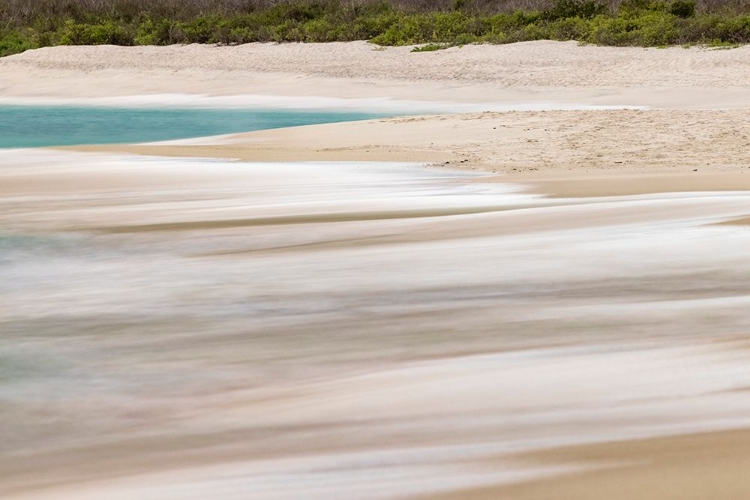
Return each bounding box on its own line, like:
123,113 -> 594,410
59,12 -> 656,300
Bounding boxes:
3,150 -> 750,499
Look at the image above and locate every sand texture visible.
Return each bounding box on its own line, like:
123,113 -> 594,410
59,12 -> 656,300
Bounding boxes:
4,42 -> 750,499
2,41 -> 750,108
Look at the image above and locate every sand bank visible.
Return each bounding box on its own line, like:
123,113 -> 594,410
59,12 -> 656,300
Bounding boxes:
72,109 -> 750,196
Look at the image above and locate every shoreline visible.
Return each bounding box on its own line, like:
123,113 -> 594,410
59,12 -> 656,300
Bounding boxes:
67,108 -> 750,198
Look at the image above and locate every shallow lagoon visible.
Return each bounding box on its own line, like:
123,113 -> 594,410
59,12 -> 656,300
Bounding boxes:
0,105 -> 388,148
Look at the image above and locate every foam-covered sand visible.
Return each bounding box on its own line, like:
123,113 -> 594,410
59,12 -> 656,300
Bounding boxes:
5,149 -> 750,500
4,41 -> 750,499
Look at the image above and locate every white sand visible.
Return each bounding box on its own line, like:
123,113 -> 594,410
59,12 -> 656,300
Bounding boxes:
2,41 -> 750,109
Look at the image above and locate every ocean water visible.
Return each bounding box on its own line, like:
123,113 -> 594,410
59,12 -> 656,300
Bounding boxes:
0,105 -> 388,148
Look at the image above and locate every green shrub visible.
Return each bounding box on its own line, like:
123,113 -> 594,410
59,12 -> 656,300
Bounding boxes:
350,11 -> 400,39
174,15 -> 229,43
485,11 -> 542,39
370,11 -> 480,44
134,16 -> 175,45
706,15 -> 750,43
583,11 -> 678,45
548,16 -> 589,39
4,0 -> 750,57
0,30 -> 35,57
58,19 -> 134,45
301,18 -> 343,41
227,27 -> 255,43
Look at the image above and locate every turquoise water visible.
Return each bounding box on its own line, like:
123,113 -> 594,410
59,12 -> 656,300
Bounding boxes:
0,105 -> 388,148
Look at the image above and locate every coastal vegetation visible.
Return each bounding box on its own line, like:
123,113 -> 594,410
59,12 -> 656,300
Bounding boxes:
2,0 -> 750,56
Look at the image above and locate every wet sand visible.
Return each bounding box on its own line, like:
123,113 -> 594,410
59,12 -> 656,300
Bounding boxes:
4,148 -> 750,499
425,428 -> 750,500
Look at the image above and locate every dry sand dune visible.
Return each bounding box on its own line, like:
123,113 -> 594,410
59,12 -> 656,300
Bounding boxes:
3,41 -> 750,108
3,42 -> 750,499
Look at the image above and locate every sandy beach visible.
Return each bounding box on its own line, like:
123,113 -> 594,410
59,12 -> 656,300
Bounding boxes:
4,40 -> 750,109
3,41 -> 750,499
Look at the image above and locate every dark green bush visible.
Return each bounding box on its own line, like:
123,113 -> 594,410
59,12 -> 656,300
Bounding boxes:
0,30 -> 35,57
548,16 -> 589,39
134,15 -> 175,45
302,18 -> 345,42
411,42 -> 452,51
174,15 -> 231,44
349,11 -> 400,39
670,0 -> 696,17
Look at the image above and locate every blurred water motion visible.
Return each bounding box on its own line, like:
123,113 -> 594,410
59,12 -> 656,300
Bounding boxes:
3,150 -> 750,499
